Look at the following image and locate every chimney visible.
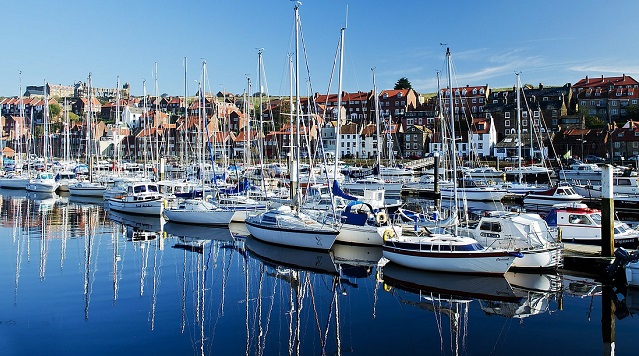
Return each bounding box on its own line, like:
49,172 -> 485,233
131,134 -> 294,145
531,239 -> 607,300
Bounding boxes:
539,83 -> 544,90
601,75 -> 604,82
586,75 -> 589,83
623,74 -> 626,81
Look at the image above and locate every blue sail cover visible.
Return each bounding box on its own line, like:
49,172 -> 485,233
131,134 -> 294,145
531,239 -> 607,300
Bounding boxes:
220,178 -> 250,195
331,180 -> 358,201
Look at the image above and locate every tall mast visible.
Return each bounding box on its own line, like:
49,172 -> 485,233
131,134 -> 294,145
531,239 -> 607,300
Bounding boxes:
291,2 -> 301,208
64,98 -> 69,163
143,79 -> 148,179
257,48 -> 265,167
372,68 -> 381,180
43,80 -> 49,166
87,73 -> 93,182
446,48 -> 459,234
154,62 -> 160,164
288,54 -> 295,202
183,57 -> 188,168
116,76 -> 121,172
436,71 -> 447,181
18,71 -> 24,169
516,72 -> 522,184
333,24 -> 345,181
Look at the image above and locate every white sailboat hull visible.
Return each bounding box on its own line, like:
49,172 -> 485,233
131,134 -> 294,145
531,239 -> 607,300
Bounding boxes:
335,224 -> 401,246
163,209 -> 235,226
26,180 -> 58,193
511,246 -> 563,269
382,247 -> 515,274
246,219 -> 338,250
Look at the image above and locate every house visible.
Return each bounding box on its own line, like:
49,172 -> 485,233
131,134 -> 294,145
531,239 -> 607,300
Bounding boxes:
360,123 -> 380,159
469,116 -> 497,157
572,75 -> 639,123
403,125 -> 432,158
338,122 -> 360,158
440,85 -> 489,120
378,89 -> 419,119
72,97 -> 102,116
552,127 -> 608,160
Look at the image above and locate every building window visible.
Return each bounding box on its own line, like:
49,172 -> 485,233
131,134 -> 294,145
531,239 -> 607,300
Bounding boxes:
472,98 -> 476,103
522,111 -> 528,118
505,120 -> 511,127
612,101 -> 618,106
405,143 -> 410,149
505,112 -> 511,119
522,120 -> 528,127
611,109 -> 618,115
533,111 -> 540,118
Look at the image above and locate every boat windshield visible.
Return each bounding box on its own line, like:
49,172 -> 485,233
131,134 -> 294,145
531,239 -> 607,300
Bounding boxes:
590,213 -> 602,225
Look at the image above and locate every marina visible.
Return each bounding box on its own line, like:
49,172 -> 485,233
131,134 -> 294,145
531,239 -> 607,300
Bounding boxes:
0,190 -> 638,355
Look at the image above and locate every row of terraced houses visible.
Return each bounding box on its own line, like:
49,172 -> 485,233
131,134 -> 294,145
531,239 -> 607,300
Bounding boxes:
1,74 -> 639,162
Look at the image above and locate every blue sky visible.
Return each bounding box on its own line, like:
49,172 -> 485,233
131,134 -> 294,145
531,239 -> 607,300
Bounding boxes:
2,0 -> 638,98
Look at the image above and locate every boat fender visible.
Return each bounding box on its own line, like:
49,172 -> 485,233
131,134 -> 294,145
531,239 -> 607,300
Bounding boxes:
557,227 -> 562,242
383,283 -> 392,292
487,180 -> 494,185
383,229 -> 394,242
376,212 -> 388,225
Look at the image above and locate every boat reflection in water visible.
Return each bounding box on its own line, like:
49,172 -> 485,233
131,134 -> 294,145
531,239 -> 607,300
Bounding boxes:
480,272 -> 564,319
108,209 -> 164,242
165,222 -> 235,254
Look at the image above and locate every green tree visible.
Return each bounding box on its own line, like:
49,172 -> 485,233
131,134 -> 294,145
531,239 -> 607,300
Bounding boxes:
49,103 -> 61,121
585,116 -> 606,128
68,111 -> 81,123
627,105 -> 639,121
394,77 -> 412,90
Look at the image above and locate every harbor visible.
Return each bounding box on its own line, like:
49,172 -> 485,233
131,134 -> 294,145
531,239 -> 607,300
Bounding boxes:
0,189 -> 637,355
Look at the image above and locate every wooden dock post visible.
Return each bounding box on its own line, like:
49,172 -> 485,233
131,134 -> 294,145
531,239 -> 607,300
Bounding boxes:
601,165 -> 614,257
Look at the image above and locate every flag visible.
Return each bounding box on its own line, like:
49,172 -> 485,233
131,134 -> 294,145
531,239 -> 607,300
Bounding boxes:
563,150 -> 571,159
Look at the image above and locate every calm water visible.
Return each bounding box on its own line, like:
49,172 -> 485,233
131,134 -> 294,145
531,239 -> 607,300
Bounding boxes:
0,190 -> 638,356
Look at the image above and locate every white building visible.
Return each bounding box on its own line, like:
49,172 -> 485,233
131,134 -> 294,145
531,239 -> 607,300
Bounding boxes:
469,116 -> 497,157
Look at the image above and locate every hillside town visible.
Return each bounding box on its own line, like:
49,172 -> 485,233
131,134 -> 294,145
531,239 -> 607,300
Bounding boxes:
1,74 -> 638,165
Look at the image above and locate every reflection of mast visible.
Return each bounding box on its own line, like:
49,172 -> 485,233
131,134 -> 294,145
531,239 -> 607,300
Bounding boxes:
83,210 -> 93,320
181,248 -> 187,333
112,222 -> 122,304
13,197 -> 24,305
61,199 -> 68,271
39,208 -> 49,281
149,238 -> 163,331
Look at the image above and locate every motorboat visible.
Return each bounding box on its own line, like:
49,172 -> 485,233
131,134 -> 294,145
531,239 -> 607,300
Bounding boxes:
523,183 -> 583,209
504,165 -> 554,184
0,171 -> 31,189
458,210 -> 562,269
466,166 -> 505,180
245,205 -> 339,250
26,171 -> 59,193
557,163 -> 603,183
440,178 -> 508,202
544,203 -> 639,247
107,182 -> 165,216
163,199 -> 235,226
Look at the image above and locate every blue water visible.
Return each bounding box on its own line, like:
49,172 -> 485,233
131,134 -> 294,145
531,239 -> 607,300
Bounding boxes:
0,190 -> 637,355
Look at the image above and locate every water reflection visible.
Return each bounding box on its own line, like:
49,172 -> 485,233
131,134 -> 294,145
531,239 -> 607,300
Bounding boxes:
3,191 -> 639,355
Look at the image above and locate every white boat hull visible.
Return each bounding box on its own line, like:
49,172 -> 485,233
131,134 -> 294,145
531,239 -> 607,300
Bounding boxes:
245,220 -> 338,250
0,177 -> 30,189
382,246 -> 516,274
69,186 -> 107,197
441,187 -> 508,201
511,246 -> 563,269
164,209 -> 235,226
26,181 -> 58,193
335,224 -> 401,246
108,198 -> 164,216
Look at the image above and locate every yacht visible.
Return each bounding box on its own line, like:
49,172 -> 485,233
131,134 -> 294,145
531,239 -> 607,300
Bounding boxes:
26,171 -> 59,193
544,203 -> 639,247
163,199 -> 235,226
245,205 -> 339,250
458,210 -> 563,269
523,183 -> 583,209
107,182 -> 165,216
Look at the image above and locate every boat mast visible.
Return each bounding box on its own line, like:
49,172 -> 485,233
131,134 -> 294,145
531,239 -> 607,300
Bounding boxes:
291,1 -> 301,208
87,73 -> 93,182
333,23 -> 345,182
372,68 -> 382,180
257,49 -> 267,195
288,54 -> 295,203
116,76 -> 121,175
143,79 -> 148,180
446,48 -> 459,234
182,57 -> 188,169
43,80 -> 49,167
516,72 -> 522,184
436,71 -> 447,181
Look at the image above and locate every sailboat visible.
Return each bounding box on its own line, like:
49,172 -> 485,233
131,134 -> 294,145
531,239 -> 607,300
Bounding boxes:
245,3 -> 339,250
26,81 -> 58,193
0,72 -> 31,189
68,74 -> 108,198
382,48 -> 521,275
